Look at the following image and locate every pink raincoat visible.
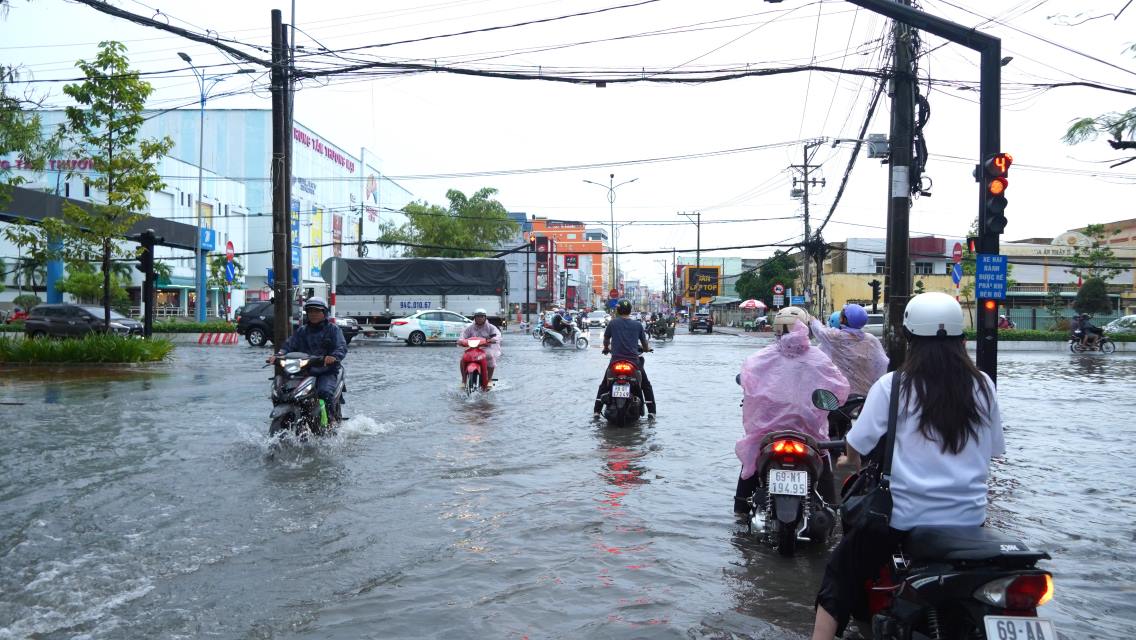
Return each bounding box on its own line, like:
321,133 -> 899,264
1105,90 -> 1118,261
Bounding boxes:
808,318 -> 890,397
734,321 -> 850,480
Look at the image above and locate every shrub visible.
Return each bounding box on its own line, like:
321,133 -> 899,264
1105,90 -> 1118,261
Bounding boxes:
0,323 -> 24,333
152,320 -> 235,333
12,294 -> 41,310
963,328 -> 1136,342
0,334 -> 174,363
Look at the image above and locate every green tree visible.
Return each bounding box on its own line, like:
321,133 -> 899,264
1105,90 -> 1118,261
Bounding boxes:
1068,223 -> 1125,281
735,250 -> 799,308
207,254 -> 243,289
1074,277 -> 1113,315
57,41 -> 172,327
1063,45 -> 1136,160
0,65 -> 54,203
1043,287 -> 1067,331
381,187 -> 517,257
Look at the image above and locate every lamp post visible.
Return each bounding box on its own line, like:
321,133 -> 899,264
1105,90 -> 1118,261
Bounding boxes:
583,174 -> 637,296
178,52 -> 252,321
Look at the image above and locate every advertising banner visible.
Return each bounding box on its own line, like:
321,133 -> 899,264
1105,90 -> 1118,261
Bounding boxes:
535,236 -> 552,302
332,214 -> 343,257
685,266 -> 721,302
564,254 -> 579,269
311,208 -> 323,277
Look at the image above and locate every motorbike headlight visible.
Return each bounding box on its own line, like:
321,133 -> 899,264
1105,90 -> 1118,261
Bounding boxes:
282,359 -> 302,375
293,377 -> 316,399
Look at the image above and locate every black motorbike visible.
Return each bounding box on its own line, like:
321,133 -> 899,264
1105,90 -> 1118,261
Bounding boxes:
825,393 -> 866,459
598,349 -> 650,426
1070,329 -> 1115,353
811,388 -> 1059,639
647,320 -> 673,342
268,351 -> 345,439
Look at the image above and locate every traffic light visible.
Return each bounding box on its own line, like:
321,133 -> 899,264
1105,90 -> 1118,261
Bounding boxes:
868,278 -> 882,313
982,299 -> 999,330
983,153 -> 1012,235
966,236 -> 979,254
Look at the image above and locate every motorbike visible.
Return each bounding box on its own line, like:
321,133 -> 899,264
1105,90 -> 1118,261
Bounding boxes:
458,337 -> 493,395
825,393 -> 866,459
532,324 -> 546,340
268,351 -> 345,439
1070,329 -> 1115,353
542,323 -> 589,350
597,349 -> 650,426
812,388 -> 1059,639
647,320 -> 673,342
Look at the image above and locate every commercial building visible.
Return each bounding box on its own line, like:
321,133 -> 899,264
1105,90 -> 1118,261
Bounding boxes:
528,217 -> 610,307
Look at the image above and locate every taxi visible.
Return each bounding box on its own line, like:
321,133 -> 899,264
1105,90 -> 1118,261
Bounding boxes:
390,309 -> 473,346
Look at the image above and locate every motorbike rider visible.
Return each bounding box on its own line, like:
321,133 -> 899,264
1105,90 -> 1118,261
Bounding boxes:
1073,312 -> 1103,345
808,303 -> 889,398
460,309 -> 501,382
827,311 -> 842,329
810,292 -> 1005,640
734,307 -> 849,516
593,299 -> 656,418
266,297 -> 347,418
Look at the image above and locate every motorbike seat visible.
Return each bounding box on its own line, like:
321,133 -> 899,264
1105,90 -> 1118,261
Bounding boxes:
904,526 -> 1048,565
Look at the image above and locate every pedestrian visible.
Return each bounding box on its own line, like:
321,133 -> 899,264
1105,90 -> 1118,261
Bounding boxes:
810,292 -> 1004,639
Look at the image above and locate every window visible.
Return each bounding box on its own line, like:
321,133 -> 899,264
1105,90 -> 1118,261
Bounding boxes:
444,312 -> 468,323
566,233 -> 577,240
224,204 -> 229,216
64,182 -> 70,197
914,262 -> 934,275
874,259 -> 886,274
420,312 -> 445,322
179,192 -> 184,206
83,183 -> 90,198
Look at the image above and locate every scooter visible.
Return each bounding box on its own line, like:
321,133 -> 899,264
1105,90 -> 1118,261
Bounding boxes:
810,389 -> 1058,639
458,337 -> 492,395
1070,329 -> 1116,353
268,351 -> 345,439
647,320 -> 674,342
542,323 -> 589,350
825,393 -> 866,459
597,349 -> 651,426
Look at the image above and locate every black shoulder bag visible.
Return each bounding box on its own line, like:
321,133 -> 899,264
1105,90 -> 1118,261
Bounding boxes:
839,372 -> 901,536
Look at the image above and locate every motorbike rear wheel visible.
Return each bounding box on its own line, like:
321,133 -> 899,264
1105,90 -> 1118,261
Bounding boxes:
542,336 -> 557,348
1070,341 -> 1086,353
776,523 -> 797,556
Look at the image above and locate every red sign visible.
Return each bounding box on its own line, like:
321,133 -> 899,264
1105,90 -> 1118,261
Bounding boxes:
225,240 -> 235,262
952,242 -> 964,264
609,288 -> 619,299
564,254 -> 579,269
773,283 -> 785,295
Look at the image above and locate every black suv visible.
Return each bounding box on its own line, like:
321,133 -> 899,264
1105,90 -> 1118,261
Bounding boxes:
689,312 -> 714,334
24,303 -> 143,338
236,301 -> 358,347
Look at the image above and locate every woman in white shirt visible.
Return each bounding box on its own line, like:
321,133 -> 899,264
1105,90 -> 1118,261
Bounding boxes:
811,292 -> 1005,640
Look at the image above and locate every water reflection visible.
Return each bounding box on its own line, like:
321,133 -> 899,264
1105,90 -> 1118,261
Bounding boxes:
727,533 -> 828,636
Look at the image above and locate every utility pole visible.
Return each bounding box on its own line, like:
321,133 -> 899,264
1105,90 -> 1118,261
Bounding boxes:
678,211 -> 702,313
791,140 -> 826,310
270,9 -> 293,343
883,0 -> 916,369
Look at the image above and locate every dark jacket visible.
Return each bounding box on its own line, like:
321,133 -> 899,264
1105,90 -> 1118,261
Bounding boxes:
278,320 -> 347,365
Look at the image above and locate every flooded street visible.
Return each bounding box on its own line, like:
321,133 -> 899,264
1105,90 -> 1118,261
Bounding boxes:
1,333 -> 1134,639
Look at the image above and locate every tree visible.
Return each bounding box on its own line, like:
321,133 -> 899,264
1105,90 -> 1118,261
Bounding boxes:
1068,223 -> 1126,281
1043,288 -> 1067,331
58,41 -> 173,327
380,187 -> 517,257
735,250 -> 799,308
1074,277 -> 1113,315
207,254 -> 243,289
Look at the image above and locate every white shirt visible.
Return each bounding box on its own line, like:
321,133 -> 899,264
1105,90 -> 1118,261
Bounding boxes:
847,371 -> 1005,531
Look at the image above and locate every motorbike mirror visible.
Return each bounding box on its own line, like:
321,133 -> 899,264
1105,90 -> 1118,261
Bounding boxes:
811,389 -> 840,411
735,373 -> 741,386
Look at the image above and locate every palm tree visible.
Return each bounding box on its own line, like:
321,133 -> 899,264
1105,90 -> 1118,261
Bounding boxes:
14,256 -> 46,292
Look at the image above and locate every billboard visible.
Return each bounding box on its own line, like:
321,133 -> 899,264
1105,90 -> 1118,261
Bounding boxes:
564,254 -> 579,269
534,236 -> 556,302
684,265 -> 721,302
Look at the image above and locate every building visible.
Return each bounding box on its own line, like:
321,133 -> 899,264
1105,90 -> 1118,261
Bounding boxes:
528,217 -> 610,306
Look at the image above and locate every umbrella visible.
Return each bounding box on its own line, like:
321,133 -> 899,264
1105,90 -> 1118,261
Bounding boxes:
739,299 -> 766,310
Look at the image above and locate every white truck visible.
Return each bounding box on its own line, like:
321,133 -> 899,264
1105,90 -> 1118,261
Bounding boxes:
327,257 -> 509,334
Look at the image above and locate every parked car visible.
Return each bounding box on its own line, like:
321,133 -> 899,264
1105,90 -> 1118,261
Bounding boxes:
389,309 -> 472,346
586,311 -> 610,328
236,302 -> 358,347
690,312 -> 714,333
1104,314 -> 1136,336
863,312 -> 885,337
24,303 -> 143,338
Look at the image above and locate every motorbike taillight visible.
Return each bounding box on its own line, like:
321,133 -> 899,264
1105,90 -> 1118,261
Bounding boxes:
974,574 -> 1054,610
612,361 -> 636,375
772,439 -> 807,456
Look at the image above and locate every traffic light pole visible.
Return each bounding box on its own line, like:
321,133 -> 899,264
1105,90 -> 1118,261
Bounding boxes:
840,0 -> 1002,382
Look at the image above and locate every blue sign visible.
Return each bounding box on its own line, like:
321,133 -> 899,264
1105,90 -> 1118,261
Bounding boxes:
224,261 -> 236,283
266,267 -> 300,287
951,262 -> 963,286
975,254 -> 1008,299
199,227 -> 216,251
291,245 -> 302,266
607,299 -> 618,309
790,295 -> 806,305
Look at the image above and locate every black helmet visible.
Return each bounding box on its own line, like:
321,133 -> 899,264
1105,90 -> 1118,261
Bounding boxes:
616,299 -> 632,315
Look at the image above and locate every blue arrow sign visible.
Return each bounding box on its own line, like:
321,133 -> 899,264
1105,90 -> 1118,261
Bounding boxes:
951,262 -> 963,286
224,261 -> 236,283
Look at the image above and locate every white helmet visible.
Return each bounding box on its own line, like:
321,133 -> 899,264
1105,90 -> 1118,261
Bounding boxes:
903,292 -> 964,338
773,306 -> 810,335
472,308 -> 488,317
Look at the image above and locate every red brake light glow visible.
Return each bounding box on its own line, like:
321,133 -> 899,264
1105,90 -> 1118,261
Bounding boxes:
1006,574 -> 1054,610
612,361 -> 635,375
392,320 -> 409,326
772,439 -> 807,455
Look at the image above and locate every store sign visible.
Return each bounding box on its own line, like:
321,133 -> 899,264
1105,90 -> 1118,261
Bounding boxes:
685,266 -> 721,300
564,254 -> 579,269
292,127 -> 356,172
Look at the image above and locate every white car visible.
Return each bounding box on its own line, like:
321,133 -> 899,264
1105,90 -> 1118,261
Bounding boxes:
863,313 -> 885,337
390,309 -> 472,345
586,311 -> 610,328
1104,314 -> 1136,336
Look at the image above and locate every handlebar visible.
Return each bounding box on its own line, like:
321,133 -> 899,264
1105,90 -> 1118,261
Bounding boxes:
817,440 -> 847,451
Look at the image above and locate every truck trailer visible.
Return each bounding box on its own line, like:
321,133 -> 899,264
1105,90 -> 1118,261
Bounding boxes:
330,258 -> 509,334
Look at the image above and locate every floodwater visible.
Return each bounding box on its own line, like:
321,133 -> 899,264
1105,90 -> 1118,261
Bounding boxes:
1,332 -> 1133,639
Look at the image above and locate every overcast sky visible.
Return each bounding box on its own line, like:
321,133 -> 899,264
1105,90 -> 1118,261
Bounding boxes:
4,0 -> 1135,289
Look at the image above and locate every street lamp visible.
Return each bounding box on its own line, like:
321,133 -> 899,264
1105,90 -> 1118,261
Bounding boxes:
178,52 -> 253,321
583,174 -> 637,296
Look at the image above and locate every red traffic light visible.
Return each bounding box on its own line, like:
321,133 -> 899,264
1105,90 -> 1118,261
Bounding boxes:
988,176 -> 1008,196
984,300 -> 997,311
984,153 -> 1013,177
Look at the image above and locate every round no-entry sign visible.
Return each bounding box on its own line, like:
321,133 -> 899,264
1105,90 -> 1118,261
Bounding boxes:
773,283 -> 785,295
952,242 -> 964,264
609,288 -> 619,299
225,240 -> 235,262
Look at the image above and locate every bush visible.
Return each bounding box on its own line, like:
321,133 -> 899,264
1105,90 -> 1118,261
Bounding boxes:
0,323 -> 24,333
152,320 -> 235,333
963,328 -> 1136,342
0,334 -> 175,363
12,294 -> 41,310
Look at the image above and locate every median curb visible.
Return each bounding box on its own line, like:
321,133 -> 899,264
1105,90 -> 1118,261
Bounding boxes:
153,332 -> 240,345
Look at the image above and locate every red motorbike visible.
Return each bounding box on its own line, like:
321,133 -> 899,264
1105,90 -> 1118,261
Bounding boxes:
458,337 -> 492,395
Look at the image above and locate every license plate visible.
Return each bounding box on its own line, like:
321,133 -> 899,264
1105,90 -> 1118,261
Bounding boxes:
984,616 -> 1056,640
612,383 -> 631,398
768,469 -> 808,496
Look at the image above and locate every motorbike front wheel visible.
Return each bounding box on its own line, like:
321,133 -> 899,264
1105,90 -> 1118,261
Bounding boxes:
269,414 -> 291,437
575,337 -> 589,350
466,371 -> 480,395
1100,339 -> 1116,354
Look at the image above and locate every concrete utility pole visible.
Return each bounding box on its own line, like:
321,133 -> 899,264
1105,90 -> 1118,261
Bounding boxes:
678,211 -> 702,312
270,9 -> 293,343
881,0 -> 916,369
583,174 -> 637,295
792,141 -> 826,309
